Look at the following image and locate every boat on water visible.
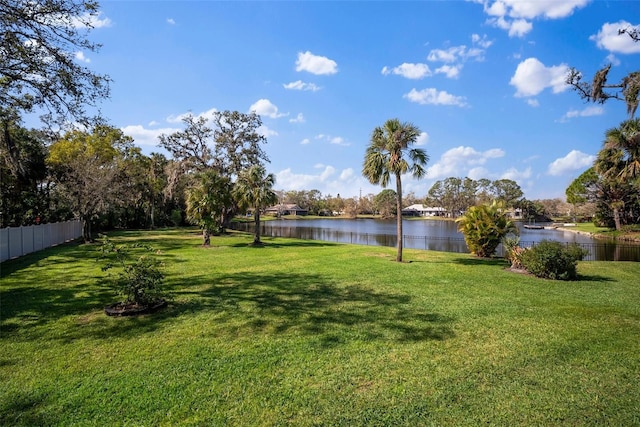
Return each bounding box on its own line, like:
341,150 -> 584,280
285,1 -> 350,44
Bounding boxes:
523,224 -> 545,230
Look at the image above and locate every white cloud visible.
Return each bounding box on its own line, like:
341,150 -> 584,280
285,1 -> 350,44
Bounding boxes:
423,35 -> 490,78
300,138 -> 311,145
257,125 -> 278,138
315,134 -> 349,146
501,167 -> 532,181
276,165 -> 337,190
527,99 -> 540,107
166,107 -> 218,124
121,125 -> 181,147
559,105 -> 604,122
468,167 -> 490,180
427,146 -> 505,179
510,57 -> 569,97
315,133 -> 351,147
547,150 -> 596,176
606,53 -> 621,66
427,43 -> 486,64
480,0 -> 588,37
340,168 -> 354,180
416,132 -> 429,146
289,113 -> 305,123
488,16 -> 532,37
381,63 -> 431,79
75,51 -> 90,63
472,33 -> 493,49
427,46 -> 466,63
491,0 -> 590,20
435,65 -> 461,79
329,136 -> 348,146
73,12 -> 112,29
167,18 -> 176,25
275,166 -> 361,196
249,99 -> 287,119
404,88 -> 468,107
590,21 -> 640,54
283,80 -> 321,91
295,51 -> 338,75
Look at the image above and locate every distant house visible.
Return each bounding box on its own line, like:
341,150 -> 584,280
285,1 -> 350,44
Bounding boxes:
506,208 -> 523,219
265,204 -> 308,216
401,204 -> 446,217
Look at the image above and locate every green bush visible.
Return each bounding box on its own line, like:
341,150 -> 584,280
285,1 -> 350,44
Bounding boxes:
520,240 -> 588,280
99,235 -> 166,306
456,201 -> 518,258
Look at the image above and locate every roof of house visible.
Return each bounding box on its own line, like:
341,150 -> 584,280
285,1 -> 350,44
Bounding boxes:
403,204 -> 446,211
265,204 -> 307,211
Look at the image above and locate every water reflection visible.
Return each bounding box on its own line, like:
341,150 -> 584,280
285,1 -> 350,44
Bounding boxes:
229,219 -> 640,262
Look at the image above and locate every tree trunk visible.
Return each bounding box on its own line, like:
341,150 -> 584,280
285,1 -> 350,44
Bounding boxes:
395,173 -> 403,262
613,206 -> 622,231
82,217 -> 92,242
203,228 -> 211,246
253,211 -> 262,245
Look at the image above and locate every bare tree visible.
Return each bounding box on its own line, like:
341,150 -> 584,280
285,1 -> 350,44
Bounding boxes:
566,25 -> 639,118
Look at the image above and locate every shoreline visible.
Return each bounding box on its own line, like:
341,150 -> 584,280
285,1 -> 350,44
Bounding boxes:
554,226 -> 640,243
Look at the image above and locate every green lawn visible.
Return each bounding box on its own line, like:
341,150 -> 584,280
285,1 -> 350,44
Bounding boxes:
2,229 -> 639,426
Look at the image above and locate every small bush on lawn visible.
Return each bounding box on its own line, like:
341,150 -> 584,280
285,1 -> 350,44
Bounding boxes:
520,240 -> 588,280
99,235 -> 166,306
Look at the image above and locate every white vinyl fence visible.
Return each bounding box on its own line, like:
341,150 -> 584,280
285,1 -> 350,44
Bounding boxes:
0,220 -> 83,263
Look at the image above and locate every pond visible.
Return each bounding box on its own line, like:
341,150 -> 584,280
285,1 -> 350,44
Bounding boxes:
230,218 -> 640,262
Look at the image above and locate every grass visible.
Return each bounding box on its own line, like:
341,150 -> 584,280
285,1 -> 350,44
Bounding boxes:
1,228 -> 640,426
567,222 -> 640,242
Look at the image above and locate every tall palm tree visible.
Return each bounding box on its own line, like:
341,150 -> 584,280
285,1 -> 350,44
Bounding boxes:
596,118 -> 640,230
603,118 -> 640,181
233,165 -> 278,245
362,118 -> 429,262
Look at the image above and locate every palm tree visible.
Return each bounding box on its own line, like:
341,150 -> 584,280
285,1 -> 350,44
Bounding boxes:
603,118 -> 640,181
185,170 -> 232,246
362,118 -> 429,262
233,165 -> 278,245
595,119 -> 640,230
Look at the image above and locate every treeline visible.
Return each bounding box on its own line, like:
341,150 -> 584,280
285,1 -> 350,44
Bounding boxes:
1,118 -> 183,236
272,181 -> 583,222
566,118 -> 640,230
0,111 -> 272,242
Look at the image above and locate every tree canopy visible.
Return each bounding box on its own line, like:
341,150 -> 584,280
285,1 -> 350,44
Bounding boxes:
47,125 -> 133,241
0,0 -> 110,126
233,165 -> 277,245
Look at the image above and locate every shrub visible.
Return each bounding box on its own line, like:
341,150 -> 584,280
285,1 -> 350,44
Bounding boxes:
99,235 -> 165,306
520,240 -> 588,280
456,201 -> 518,258
502,235 -> 526,269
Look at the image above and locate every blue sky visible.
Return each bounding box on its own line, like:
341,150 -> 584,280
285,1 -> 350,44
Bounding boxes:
68,0 -> 639,200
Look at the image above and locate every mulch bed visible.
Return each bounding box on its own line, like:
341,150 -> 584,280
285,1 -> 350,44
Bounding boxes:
104,299 -> 167,317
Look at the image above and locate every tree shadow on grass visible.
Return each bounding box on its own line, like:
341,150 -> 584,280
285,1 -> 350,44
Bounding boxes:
0,389 -> 57,427
452,256 -> 509,267
167,271 -> 455,345
228,239 -> 341,249
2,269 -> 455,345
575,274 -> 616,283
